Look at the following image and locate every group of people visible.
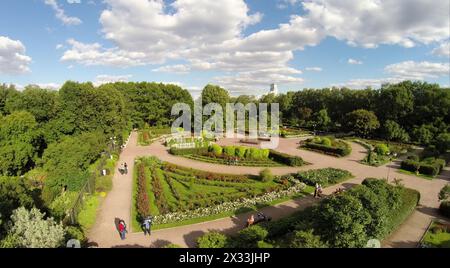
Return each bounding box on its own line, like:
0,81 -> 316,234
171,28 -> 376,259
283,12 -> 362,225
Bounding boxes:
314,183 -> 323,198
118,162 -> 128,175
116,216 -> 153,240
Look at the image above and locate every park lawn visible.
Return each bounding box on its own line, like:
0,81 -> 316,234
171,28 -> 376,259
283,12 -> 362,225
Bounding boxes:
397,169 -> 434,180
77,194 -> 102,232
422,222 -> 450,248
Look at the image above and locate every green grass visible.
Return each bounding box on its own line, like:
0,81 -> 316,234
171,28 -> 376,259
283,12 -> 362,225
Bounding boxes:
397,169 -> 434,180
77,194 -> 101,232
422,222 -> 450,248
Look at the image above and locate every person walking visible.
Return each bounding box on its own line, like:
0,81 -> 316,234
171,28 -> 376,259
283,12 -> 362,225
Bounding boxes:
142,216 -> 153,236
314,183 -> 319,198
118,220 -> 127,240
246,214 -> 255,227
124,162 -> 128,174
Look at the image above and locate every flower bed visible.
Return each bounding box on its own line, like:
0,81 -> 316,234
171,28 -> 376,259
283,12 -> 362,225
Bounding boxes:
294,168 -> 353,187
152,179 -> 307,225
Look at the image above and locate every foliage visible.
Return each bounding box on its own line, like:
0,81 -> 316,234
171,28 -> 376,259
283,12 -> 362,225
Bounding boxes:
49,191 -> 78,221
346,109 -> 380,137
303,137 -> 352,157
197,232 -> 229,248
260,169 -> 274,182
269,150 -> 305,166
209,144 -> 223,157
382,120 -> 410,143
439,184 -> 450,201
401,157 -> 445,177
434,133 -> 450,153
439,201 -> 450,218
77,194 -> 100,232
234,225 -> 268,248
5,207 -> 66,248
295,168 -> 353,187
374,143 -> 390,155
287,229 -> 326,248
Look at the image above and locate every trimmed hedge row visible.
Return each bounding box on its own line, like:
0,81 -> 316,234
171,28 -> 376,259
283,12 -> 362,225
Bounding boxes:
269,150 -> 305,167
169,147 -> 209,156
400,158 -> 446,177
302,141 -> 352,157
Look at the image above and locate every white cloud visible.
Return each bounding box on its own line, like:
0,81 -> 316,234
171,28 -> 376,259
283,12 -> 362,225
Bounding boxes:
432,42 -> 450,57
385,61 -> 450,80
44,0 -> 82,26
0,36 -> 32,75
302,0 -> 449,48
305,67 -> 322,72
61,39 -> 147,67
67,0 -> 81,3
152,64 -> 191,74
334,60 -> 450,88
348,58 -> 363,65
56,44 -> 64,49
60,0 -> 450,93
94,74 -> 132,86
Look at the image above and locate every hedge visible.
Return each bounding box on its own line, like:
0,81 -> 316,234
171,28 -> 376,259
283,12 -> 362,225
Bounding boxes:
269,151 -> 305,166
169,147 -> 209,156
384,188 -> 420,237
439,201 -> 450,218
401,158 -> 446,177
401,159 -> 420,173
303,142 -> 352,157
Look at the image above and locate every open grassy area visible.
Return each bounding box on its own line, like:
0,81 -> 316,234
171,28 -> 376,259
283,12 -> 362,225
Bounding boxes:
421,221 -> 450,248
77,194 -> 101,232
131,157 -> 312,231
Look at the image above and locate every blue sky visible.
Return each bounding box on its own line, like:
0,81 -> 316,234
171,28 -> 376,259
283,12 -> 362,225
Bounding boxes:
0,0 -> 449,96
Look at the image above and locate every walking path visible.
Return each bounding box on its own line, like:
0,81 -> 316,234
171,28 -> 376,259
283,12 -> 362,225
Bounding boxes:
88,132 -> 449,248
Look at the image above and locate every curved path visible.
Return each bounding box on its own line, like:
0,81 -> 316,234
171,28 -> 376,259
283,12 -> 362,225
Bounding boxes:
88,132 -> 449,248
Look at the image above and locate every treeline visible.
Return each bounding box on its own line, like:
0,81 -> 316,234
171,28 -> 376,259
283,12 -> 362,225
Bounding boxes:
0,81 -> 192,246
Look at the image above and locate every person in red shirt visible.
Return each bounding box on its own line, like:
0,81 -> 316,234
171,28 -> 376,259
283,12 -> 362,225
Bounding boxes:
118,220 -> 127,240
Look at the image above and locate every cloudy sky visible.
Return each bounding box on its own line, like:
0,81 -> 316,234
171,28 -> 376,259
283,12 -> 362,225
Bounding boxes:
0,0 -> 449,96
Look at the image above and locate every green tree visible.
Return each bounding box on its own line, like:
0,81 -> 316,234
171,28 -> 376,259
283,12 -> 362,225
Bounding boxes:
4,207 -> 65,248
346,109 -> 380,137
313,109 -> 331,131
412,125 -> 434,145
434,133 -> 450,153
382,120 -> 410,143
201,84 -> 230,109
0,111 -> 40,175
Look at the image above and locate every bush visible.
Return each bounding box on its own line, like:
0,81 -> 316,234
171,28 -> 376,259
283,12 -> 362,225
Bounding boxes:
375,144 -> 390,155
235,225 -> 269,248
209,144 -> 223,157
288,229 -> 326,248
321,137 -> 332,147
164,243 -> 182,248
223,146 -> 236,157
170,147 -> 209,156
260,168 -> 274,182
439,201 -> 450,218
401,160 -> 420,173
236,147 -> 247,158
418,163 -> 440,176
269,151 -> 304,166
303,141 -> 352,157
407,154 -> 420,161
65,226 -> 86,246
197,232 -> 228,248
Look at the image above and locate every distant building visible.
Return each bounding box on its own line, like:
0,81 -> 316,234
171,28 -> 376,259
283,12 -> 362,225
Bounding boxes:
269,83 -> 278,95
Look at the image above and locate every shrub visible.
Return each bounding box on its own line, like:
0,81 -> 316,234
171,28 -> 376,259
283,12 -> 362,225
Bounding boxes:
261,149 -> 270,159
439,201 -> 450,218
260,168 -> 274,182
235,225 -> 269,248
209,144 -> 223,157
401,160 -> 420,173
197,232 -> 228,248
249,148 -> 261,159
236,147 -> 247,158
321,137 -> 332,147
303,141 -> 352,157
418,163 -> 440,176
65,226 -> 86,246
269,151 -> 304,166
288,229 -> 326,248
375,144 -> 390,155
170,147 -> 209,156
223,146 -> 236,157
164,243 -> 182,248
296,168 -> 353,186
